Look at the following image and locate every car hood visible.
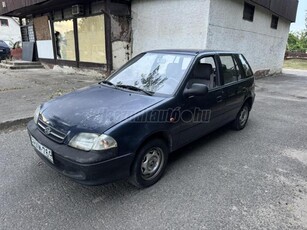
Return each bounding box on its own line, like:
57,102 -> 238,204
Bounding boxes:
40,84 -> 164,134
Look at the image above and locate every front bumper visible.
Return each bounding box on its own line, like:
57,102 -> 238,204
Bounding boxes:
27,120 -> 134,185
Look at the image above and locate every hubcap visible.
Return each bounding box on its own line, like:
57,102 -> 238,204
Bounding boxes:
239,106 -> 249,126
141,147 -> 164,180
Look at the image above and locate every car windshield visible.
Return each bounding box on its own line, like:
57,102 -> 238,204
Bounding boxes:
108,52 -> 194,95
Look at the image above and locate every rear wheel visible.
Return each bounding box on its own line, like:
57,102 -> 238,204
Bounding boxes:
232,103 -> 250,130
129,139 -> 169,188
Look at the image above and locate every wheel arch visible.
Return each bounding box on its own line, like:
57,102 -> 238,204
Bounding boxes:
129,131 -> 172,176
136,131 -> 172,154
244,96 -> 254,111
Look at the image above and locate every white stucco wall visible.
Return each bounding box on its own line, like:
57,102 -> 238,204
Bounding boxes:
207,0 -> 290,74
0,17 -> 21,47
131,0 -> 210,56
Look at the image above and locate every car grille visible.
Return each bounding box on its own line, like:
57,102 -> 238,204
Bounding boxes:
37,117 -> 67,143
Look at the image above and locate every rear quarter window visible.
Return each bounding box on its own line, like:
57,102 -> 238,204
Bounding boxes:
238,54 -> 253,78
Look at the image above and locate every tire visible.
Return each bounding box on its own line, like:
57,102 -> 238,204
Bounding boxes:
232,103 -> 250,130
129,139 -> 169,188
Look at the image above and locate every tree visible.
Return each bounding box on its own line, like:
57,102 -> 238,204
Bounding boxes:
287,10 -> 307,52
287,32 -> 307,52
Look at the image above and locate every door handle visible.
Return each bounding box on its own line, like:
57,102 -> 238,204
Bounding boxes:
216,96 -> 223,103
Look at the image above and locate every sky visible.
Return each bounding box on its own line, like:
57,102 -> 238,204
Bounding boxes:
290,0 -> 307,32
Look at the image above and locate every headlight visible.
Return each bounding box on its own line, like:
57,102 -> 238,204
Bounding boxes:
68,133 -> 117,151
33,105 -> 41,124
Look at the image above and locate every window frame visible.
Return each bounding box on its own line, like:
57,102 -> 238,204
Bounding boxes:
243,2 -> 255,22
271,15 -> 279,29
77,14 -> 107,64
189,54 -> 222,90
219,54 -> 240,86
50,10 -> 107,68
53,19 -> 76,61
237,54 -> 253,78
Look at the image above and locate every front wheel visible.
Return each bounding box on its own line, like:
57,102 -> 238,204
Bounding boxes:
232,104 -> 250,130
129,139 -> 169,188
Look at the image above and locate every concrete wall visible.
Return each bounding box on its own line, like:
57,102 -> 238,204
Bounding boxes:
207,0 -> 290,75
131,0 -> 210,56
0,16 -> 21,47
111,15 -> 132,70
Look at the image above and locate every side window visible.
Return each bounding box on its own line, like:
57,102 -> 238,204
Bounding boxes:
192,56 -> 217,89
220,55 -> 239,84
233,57 -> 242,80
238,54 -> 253,78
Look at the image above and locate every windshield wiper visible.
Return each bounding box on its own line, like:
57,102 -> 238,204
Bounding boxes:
99,80 -> 118,88
116,84 -> 154,96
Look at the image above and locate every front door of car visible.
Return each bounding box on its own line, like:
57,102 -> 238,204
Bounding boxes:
172,55 -> 226,148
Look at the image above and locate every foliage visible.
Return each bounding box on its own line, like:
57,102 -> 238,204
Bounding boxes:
140,66 -> 167,92
287,32 -> 307,52
287,11 -> 307,52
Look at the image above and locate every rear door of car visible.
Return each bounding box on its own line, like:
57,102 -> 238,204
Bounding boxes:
218,54 -> 247,120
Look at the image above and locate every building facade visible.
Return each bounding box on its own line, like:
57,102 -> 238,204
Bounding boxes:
132,0 -> 298,75
0,16 -> 21,47
0,0 -> 298,75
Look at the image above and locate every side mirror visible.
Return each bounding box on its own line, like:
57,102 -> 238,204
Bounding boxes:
183,82 -> 209,98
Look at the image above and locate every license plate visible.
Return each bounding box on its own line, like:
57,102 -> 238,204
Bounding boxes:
0,49 -> 3,52
31,136 -> 54,164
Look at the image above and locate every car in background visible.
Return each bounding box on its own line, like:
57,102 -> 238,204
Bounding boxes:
27,49 -> 255,188
0,40 -> 10,60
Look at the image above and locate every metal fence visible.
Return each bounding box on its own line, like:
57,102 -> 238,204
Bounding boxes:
285,51 -> 307,59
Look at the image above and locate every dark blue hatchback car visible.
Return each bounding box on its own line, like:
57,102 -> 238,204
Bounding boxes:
27,50 -> 255,188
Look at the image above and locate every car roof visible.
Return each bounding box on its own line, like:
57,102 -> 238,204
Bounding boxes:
147,49 -> 241,56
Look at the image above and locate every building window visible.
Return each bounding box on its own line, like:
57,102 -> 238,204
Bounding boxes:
243,2 -> 255,22
77,15 -> 106,64
0,19 -> 9,26
271,15 -> 279,29
54,20 -> 76,61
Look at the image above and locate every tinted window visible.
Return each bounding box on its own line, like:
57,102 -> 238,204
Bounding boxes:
238,55 -> 253,78
220,55 -> 238,84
